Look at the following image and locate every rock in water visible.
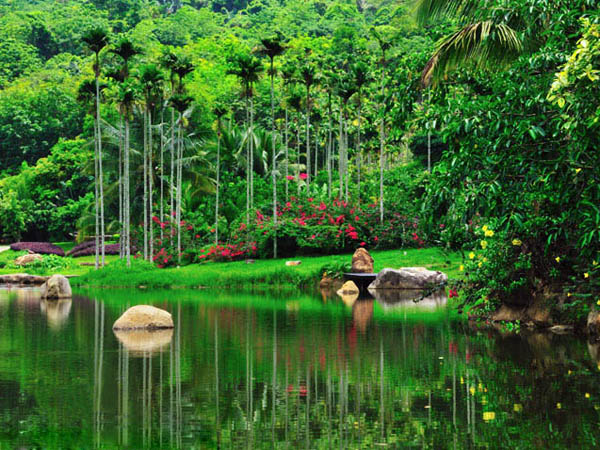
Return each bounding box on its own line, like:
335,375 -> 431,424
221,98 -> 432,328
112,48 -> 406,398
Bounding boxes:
40,275 -> 72,299
15,253 -> 43,266
351,248 -> 374,273
338,280 -> 359,294
113,305 -> 174,330
369,267 -> 447,290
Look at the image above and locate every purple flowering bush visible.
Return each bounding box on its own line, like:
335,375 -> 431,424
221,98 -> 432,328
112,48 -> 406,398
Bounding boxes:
10,242 -> 65,257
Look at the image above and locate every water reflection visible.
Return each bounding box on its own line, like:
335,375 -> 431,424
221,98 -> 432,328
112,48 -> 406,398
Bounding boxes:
373,288 -> 447,311
40,298 -> 72,330
113,329 -> 173,356
1,288 -> 600,448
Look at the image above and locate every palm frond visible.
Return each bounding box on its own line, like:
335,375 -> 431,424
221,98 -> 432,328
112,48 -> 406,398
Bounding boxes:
415,0 -> 480,24
422,21 -> 522,87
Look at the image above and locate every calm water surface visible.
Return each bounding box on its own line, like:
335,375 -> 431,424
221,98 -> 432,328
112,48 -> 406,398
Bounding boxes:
0,286 -> 599,449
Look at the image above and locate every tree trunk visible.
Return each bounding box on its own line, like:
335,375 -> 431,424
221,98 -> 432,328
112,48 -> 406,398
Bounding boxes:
119,113 -> 123,258
270,62 -> 278,259
285,108 -> 289,202
94,112 -> 99,270
245,95 -> 250,225
338,104 -> 343,199
379,66 -> 385,222
143,109 -> 148,261
125,116 -> 131,266
95,71 -> 105,267
305,87 -> 310,192
149,109 -> 154,261
357,94 -> 361,204
327,92 -> 332,200
160,108 -> 164,242
170,108 -> 175,245
176,115 -> 183,264
250,97 -> 255,210
215,131 -> 220,246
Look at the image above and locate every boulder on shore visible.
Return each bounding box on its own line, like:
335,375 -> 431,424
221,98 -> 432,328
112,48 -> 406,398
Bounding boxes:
587,309 -> 600,336
351,248 -> 374,273
40,275 -> 72,299
369,267 -> 447,290
285,260 -> 302,266
0,273 -> 48,285
113,305 -> 174,330
15,254 -> 43,266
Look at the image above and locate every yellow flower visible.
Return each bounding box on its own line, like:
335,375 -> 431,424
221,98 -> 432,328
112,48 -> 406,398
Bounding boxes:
575,168 -> 582,174
469,252 -> 475,260
459,265 -> 464,272
470,386 -> 476,395
478,262 -> 483,268
585,273 -> 590,279
483,257 -> 488,263
597,299 -> 600,306
568,370 -> 572,375
593,260 -> 598,266
555,257 -> 561,263
484,229 -> 494,237
482,225 -> 488,232
480,240 -> 488,249
585,392 -> 591,398
567,292 -> 572,297
513,403 -> 522,412
512,239 -> 522,246
556,403 -> 562,409
482,412 -> 495,421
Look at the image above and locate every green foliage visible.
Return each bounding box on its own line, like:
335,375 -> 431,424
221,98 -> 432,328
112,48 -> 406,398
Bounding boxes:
0,190 -> 28,242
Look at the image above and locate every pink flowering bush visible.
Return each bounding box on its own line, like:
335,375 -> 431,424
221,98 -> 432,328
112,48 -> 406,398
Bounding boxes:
231,196 -> 427,258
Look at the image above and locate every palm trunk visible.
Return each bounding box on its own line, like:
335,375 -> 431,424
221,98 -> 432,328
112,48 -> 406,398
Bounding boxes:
245,95 -> 250,225
327,92 -> 332,200
270,63 -> 277,259
357,94 -> 361,204
215,131 -> 220,246
338,104 -> 343,199
170,108 -> 175,245
344,109 -> 349,203
250,96 -> 255,210
143,109 -> 148,261
94,113 -> 99,270
284,108 -> 289,202
119,113 -> 123,258
379,65 -> 385,222
125,115 -> 131,266
160,108 -> 164,241
149,109 -> 154,261
314,125 -> 318,180
176,115 -> 183,264
95,71 -> 105,267
296,116 -> 300,196
305,87 -> 310,192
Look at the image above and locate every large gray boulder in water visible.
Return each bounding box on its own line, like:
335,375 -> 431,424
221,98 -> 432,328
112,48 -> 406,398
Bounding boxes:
40,274 -> 72,299
113,305 -> 174,330
368,267 -> 447,290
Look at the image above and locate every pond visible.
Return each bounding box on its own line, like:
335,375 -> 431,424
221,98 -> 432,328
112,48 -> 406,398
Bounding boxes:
0,286 -> 599,449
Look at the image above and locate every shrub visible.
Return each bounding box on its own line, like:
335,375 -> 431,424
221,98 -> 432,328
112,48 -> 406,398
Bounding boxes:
67,240 -> 95,255
10,242 -> 65,256
70,243 -> 120,257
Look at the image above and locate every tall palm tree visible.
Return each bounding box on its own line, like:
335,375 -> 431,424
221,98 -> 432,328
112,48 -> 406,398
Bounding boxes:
257,34 -> 286,259
227,53 -> 263,223
416,0 -> 522,87
336,77 -> 357,203
116,80 -> 137,267
82,27 -> 109,268
371,28 -> 391,222
351,61 -> 370,202
139,64 -> 165,262
110,39 -> 141,257
300,64 -> 317,192
286,89 -> 303,195
320,68 -> 336,200
280,65 -> 297,201
213,105 -> 227,246
170,94 -> 193,264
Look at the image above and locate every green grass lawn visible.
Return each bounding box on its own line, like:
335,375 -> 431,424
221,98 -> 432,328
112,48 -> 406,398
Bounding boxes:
73,247 -> 463,288
0,244 -> 463,288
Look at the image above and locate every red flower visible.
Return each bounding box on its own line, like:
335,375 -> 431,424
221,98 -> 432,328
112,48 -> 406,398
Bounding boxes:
299,173 -> 308,180
360,241 -> 366,246
195,234 -> 200,239
448,289 -> 458,298
286,175 -> 295,181
318,202 -> 326,211
374,236 -> 378,242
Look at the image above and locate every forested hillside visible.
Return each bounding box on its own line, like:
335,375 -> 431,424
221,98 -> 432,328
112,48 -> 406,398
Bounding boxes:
0,0 -> 599,318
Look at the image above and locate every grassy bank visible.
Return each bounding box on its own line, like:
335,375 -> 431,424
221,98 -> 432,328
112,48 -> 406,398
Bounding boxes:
72,247 -> 463,288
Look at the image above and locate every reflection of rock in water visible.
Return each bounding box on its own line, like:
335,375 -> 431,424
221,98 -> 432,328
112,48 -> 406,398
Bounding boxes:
353,300 -> 374,333
40,298 -> 72,330
372,288 -> 447,311
339,292 -> 359,308
114,329 -> 174,357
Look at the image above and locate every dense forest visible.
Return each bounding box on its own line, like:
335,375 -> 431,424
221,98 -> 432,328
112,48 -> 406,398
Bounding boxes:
0,0 -> 598,318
